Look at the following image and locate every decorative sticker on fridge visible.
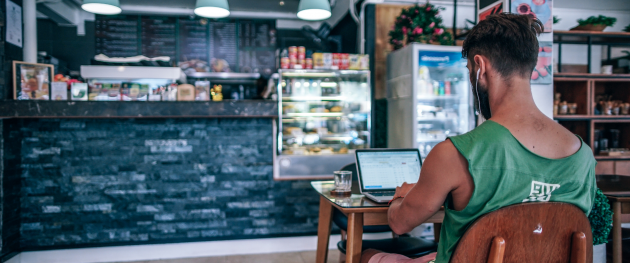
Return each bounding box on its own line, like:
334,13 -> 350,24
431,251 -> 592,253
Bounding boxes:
511,0 -> 552,33
418,51 -> 465,68
532,41 -> 552,85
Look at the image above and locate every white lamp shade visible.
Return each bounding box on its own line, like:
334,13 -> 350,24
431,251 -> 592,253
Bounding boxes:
297,0 -> 331,21
195,0 -> 230,18
82,0 -> 122,15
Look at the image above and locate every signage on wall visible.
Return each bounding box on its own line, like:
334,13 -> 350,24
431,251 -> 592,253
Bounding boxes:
511,0 -> 553,33
478,0 -> 507,22
6,0 -> 22,48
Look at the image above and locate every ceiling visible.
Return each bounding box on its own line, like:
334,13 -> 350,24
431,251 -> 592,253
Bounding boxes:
119,0 -> 302,13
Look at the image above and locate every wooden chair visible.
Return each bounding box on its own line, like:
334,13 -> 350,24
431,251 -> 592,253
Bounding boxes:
450,202 -> 593,263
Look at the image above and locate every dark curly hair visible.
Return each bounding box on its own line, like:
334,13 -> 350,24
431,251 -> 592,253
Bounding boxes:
462,13 -> 544,78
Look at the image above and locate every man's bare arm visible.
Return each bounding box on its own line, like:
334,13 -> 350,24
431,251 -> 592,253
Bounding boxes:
387,140 -> 472,235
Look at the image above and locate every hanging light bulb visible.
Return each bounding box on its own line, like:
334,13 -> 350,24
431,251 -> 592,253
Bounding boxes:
297,0 -> 331,21
81,0 -> 122,15
195,0 -> 230,19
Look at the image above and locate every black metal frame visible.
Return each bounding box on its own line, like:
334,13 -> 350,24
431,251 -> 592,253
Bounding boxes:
554,31 -> 630,74
452,0 -> 478,45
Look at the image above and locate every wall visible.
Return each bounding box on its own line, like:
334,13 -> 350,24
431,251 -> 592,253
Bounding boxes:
4,118 -> 321,251
37,19 -> 95,74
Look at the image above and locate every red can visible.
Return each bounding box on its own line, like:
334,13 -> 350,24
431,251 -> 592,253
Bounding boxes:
298,46 -> 306,59
281,57 -> 290,69
305,58 -> 313,69
288,46 -> 298,57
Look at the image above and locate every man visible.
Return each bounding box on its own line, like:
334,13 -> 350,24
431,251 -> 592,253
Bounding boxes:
362,13 -> 597,263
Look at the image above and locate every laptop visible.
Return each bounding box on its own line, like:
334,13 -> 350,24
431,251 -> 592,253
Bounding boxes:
355,149 -> 422,203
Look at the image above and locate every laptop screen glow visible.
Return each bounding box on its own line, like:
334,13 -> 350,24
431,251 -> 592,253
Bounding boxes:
357,151 -> 421,190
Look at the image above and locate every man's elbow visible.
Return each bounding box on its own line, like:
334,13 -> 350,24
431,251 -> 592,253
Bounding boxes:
389,221 -> 409,235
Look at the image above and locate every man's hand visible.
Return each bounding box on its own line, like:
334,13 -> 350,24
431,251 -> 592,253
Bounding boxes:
394,182 -> 416,198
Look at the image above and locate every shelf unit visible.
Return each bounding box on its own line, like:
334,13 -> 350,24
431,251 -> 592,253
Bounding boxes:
554,31 -> 630,74
553,75 -> 630,176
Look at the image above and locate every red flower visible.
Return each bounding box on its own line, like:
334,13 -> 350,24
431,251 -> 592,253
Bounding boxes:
402,26 -> 408,35
413,27 -> 423,35
401,15 -> 406,19
435,28 -> 444,35
426,6 -> 431,11
429,22 -> 435,28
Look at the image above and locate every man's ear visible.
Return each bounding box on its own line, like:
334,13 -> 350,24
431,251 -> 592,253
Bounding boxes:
473,55 -> 488,83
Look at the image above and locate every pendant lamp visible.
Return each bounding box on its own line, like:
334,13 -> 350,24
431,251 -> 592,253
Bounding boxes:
81,0 -> 122,15
195,0 -> 230,18
297,0 -> 331,21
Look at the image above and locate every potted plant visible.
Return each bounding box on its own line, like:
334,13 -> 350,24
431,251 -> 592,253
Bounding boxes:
388,3 -> 454,50
589,188 -> 613,263
624,23 -> 630,32
571,15 -> 617,31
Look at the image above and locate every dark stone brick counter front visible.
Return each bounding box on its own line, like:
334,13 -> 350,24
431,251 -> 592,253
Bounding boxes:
3,118 -> 321,251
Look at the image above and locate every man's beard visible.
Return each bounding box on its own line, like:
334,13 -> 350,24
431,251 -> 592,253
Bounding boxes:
472,74 -> 492,120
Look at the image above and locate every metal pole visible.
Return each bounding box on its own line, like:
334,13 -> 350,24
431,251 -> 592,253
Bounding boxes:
557,42 -> 562,73
452,0 -> 457,45
587,36 -> 592,73
23,0 -> 37,63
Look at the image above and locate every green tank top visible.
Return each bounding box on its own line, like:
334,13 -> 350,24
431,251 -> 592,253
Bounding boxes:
435,120 -> 597,263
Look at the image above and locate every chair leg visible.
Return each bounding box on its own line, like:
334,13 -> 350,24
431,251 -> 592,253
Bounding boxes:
340,230 -> 347,263
341,230 -> 347,241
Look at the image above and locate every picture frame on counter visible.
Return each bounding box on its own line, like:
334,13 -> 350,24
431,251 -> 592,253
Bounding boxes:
13,61 -> 54,100
51,82 -> 68,100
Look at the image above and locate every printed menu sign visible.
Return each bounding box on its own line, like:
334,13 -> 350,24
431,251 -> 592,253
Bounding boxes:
209,21 -> 238,72
141,17 -> 177,59
239,50 -> 276,76
95,16 -> 139,57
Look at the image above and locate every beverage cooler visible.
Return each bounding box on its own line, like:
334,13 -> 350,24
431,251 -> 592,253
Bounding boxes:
274,69 -> 371,180
386,44 -> 475,159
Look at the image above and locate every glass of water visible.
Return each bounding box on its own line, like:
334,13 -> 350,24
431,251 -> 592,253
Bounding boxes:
334,171 -> 352,192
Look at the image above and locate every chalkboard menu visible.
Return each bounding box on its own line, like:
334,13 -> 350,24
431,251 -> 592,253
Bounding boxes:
95,16 -> 139,57
179,19 -> 209,63
209,22 -> 238,72
141,17 -> 177,59
239,20 -> 277,48
94,16 -> 277,75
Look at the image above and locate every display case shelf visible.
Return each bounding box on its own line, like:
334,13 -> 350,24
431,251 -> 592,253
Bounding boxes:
595,155 -> 630,160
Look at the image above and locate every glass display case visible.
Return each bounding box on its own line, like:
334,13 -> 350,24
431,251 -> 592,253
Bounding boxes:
386,44 -> 475,158
274,69 -> 371,180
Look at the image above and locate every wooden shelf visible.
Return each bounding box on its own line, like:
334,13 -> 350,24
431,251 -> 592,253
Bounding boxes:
554,73 -> 630,79
555,115 -> 630,120
554,30 -> 630,46
595,155 -> 630,160
0,100 -> 278,119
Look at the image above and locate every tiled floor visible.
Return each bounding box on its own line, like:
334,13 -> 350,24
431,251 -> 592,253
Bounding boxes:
111,250 -> 342,263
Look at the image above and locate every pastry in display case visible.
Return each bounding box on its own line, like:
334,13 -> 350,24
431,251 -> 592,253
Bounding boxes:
274,69 -> 371,180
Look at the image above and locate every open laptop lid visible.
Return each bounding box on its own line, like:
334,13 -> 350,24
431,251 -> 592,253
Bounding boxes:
355,149 -> 422,192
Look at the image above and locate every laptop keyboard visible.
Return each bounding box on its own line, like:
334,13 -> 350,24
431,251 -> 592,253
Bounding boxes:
368,191 -> 395,196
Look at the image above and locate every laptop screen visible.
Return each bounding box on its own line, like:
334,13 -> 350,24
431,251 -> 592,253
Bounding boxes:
356,150 -> 422,191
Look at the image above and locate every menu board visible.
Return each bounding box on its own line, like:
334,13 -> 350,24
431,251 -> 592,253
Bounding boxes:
95,16 -> 139,57
209,21 -> 238,72
179,19 -> 209,63
239,20 -> 277,48
94,16 -> 277,75
141,17 -> 177,59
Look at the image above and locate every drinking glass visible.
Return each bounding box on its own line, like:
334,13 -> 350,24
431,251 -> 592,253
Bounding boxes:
334,171 -> 352,192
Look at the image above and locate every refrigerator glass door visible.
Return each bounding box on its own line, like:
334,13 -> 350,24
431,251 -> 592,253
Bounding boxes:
416,50 -> 473,157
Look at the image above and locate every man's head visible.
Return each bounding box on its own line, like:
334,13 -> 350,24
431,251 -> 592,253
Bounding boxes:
462,13 -> 543,119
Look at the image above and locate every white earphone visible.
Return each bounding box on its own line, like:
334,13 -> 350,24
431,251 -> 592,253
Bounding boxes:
475,68 -> 482,115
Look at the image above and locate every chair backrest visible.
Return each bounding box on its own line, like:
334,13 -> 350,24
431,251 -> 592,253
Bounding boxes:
450,202 -> 593,263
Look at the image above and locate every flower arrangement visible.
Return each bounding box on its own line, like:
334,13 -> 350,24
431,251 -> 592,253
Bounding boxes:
388,3 -> 454,50
589,188 -> 613,245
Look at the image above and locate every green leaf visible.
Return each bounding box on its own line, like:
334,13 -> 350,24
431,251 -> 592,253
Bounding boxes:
589,188 -> 613,245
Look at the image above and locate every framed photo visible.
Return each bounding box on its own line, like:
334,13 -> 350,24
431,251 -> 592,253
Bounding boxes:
13,61 -> 54,100
511,0 -> 552,33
